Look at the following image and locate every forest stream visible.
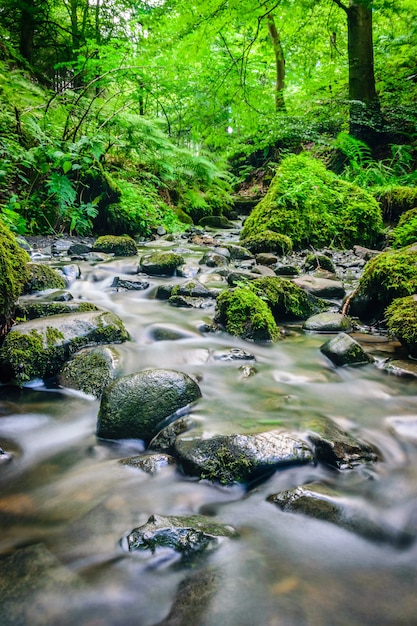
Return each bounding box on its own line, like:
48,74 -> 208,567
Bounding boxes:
1,223 -> 417,626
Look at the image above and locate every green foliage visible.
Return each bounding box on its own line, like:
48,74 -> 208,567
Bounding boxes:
385,295 -> 417,357
356,247 -> 417,314
0,219 -> 30,336
240,153 -> 384,250
388,208 -> 417,248
248,277 -> 326,321
241,230 -> 293,255
215,287 -> 281,342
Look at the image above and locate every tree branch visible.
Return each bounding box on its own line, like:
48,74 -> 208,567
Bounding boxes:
332,0 -> 349,13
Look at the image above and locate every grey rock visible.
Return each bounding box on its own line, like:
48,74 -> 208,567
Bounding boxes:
149,416 -> 194,452
119,453 -> 176,474
111,276 -> 150,291
293,275 -> 345,299
320,332 -> 374,367
303,313 -> 352,332
175,430 -> 313,485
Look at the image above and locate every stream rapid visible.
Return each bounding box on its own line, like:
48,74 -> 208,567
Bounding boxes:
1,227 -> 417,626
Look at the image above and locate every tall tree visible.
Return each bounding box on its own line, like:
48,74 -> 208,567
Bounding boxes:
266,13 -> 286,111
332,0 -> 383,142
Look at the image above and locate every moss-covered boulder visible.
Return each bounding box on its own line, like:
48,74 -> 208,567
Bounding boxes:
92,235 -> 137,256
349,246 -> 417,321
240,153 -> 384,250
0,220 -> 30,337
385,295 -> 417,358
0,310 -> 129,386
241,230 -> 293,255
57,345 -> 121,397
214,287 -> 281,341
22,263 -> 65,294
140,251 -> 185,276
96,369 -> 202,442
303,312 -> 352,332
248,276 -> 326,322
388,207 -> 417,249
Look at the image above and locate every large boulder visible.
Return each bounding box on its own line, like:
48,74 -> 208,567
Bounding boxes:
240,153 -> 384,250
0,220 -> 30,337
320,332 -> 374,367
96,369 -> 202,442
175,430 -> 313,485
92,235 -> 137,256
248,276 -> 326,322
22,263 -> 66,294
140,251 -> 185,276
57,345 -> 121,397
0,310 -> 129,386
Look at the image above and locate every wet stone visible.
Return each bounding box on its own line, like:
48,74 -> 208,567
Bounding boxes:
303,313 -> 352,333
320,332 -> 374,367
305,415 -> 378,469
175,430 -> 313,485
119,453 -> 176,474
267,482 -> 413,547
111,276 -> 150,290
212,348 -> 255,361
293,275 -> 346,299
149,416 -> 195,453
385,416 -> 417,443
122,513 -> 239,563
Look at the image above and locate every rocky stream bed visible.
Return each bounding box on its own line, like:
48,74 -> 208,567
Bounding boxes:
1,225 -> 417,625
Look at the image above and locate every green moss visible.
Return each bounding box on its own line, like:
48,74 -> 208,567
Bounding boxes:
241,230 -> 293,255
388,208 -> 417,249
385,295 -> 417,358
15,301 -> 98,320
0,328 -> 65,383
140,251 -> 185,275
0,220 -> 30,337
248,276 -> 326,321
200,445 -> 252,485
356,247 -> 417,315
303,253 -> 335,273
215,287 -> 281,341
23,263 -> 66,294
240,153 -> 384,250
92,234 -> 137,256
373,186 -> 417,222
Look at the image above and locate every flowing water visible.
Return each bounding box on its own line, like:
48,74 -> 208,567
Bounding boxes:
1,229 -> 417,626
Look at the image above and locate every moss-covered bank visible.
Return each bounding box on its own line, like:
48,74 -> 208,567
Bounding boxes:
0,220 -> 30,338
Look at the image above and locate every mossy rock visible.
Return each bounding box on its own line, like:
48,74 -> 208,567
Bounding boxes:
96,369 -> 202,442
303,253 -> 336,273
140,251 -> 185,276
0,310 -> 129,386
248,276 -> 326,322
240,153 -> 384,250
214,287 -> 281,341
241,230 -> 293,255
57,345 -> 121,397
198,216 -> 235,229
373,185 -> 417,222
15,300 -> 99,321
92,235 -> 137,257
320,332 -> 374,367
385,295 -> 417,358
349,246 -> 417,321
22,263 -> 65,294
0,220 -> 30,337
388,208 -> 417,249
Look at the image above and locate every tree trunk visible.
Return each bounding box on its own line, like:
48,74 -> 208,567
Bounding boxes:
346,0 -> 383,143
19,0 -> 35,63
266,14 -> 286,112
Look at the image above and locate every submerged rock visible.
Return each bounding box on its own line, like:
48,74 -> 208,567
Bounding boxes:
175,430 -> 313,485
320,332 -> 374,367
267,482 -> 413,547
0,311 -> 129,386
119,453 -> 176,474
122,513 -> 238,562
305,415 -> 378,469
96,369 -> 202,442
111,276 -> 150,291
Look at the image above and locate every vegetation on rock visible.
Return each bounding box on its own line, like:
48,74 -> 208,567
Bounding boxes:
240,154 -> 384,251
215,287 -> 281,342
248,276 -> 325,321
388,208 -> 417,249
241,230 -> 293,255
92,235 -> 137,257
385,295 -> 417,358
0,220 -> 30,337
23,263 -> 66,294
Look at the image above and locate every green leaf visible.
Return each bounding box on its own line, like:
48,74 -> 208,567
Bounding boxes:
62,160 -> 72,174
